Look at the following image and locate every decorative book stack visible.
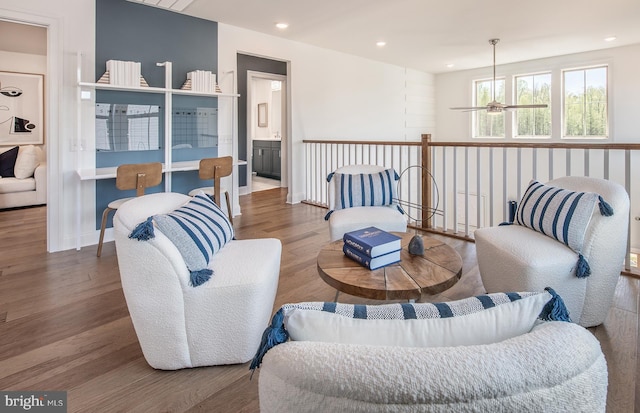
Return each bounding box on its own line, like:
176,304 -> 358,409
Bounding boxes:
97,60 -> 149,87
342,227 -> 402,270
181,70 -> 221,93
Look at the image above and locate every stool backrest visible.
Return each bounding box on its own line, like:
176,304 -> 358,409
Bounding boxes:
198,157 -> 233,208
116,162 -> 163,196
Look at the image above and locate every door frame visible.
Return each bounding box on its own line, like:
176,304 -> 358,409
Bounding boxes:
0,11 -> 62,252
244,70 -> 288,194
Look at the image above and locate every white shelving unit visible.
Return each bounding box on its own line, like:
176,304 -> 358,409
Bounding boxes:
74,53 -> 239,249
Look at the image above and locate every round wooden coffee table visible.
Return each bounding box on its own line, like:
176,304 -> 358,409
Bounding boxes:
317,232 -> 462,301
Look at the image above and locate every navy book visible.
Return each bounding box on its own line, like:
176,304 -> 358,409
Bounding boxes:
343,226 -> 402,258
343,244 -> 401,270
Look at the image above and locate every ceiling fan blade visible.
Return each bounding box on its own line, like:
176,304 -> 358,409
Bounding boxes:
504,104 -> 549,109
450,106 -> 487,110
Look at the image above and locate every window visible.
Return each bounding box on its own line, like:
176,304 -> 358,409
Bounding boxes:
563,66 -> 608,138
514,72 -> 551,137
473,78 -> 504,138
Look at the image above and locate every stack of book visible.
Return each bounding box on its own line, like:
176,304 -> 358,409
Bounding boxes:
185,70 -> 217,93
343,227 -> 402,270
105,60 -> 142,87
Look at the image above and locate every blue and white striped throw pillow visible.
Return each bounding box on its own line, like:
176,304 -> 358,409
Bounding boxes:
324,168 -> 402,220
513,180 -> 614,278
129,192 -> 234,287
516,180 -> 597,253
250,288 -> 570,371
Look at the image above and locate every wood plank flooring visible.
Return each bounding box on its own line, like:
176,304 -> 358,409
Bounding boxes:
0,189 -> 637,412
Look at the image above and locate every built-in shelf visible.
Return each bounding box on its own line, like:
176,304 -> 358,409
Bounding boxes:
78,81 -> 240,98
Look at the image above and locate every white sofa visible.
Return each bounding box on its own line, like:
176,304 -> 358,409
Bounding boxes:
259,321 -> 607,412
0,145 -> 46,209
113,192 -> 282,369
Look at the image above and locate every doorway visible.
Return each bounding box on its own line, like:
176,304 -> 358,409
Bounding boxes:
246,71 -> 287,193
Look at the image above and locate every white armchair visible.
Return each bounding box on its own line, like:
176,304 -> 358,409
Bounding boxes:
475,176 -> 630,327
113,192 -> 281,369
326,164 -> 407,241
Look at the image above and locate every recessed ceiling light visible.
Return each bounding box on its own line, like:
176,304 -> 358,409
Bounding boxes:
446,63 -> 455,68
604,36 -> 617,42
376,41 -> 386,47
275,22 -> 289,30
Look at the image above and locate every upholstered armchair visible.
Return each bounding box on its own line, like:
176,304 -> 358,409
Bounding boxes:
113,192 -> 281,369
326,164 -> 407,241
475,176 -> 630,327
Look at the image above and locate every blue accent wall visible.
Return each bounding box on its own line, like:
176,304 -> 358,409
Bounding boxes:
95,0 -> 218,229
96,0 -> 217,89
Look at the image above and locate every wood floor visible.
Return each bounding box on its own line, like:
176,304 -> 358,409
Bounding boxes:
0,188 -> 637,412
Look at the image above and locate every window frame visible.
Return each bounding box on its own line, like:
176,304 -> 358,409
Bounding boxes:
512,70 -> 552,139
472,76 -> 506,139
561,64 -> 609,140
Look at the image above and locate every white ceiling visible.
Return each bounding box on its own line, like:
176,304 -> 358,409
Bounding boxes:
173,0 -> 640,73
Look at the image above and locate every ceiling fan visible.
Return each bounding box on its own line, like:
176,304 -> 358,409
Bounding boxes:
450,39 -> 548,114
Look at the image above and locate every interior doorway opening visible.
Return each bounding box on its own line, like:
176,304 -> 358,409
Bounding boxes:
245,71 -> 288,194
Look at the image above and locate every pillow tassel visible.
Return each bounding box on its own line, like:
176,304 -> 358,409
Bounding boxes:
498,221 -> 513,226
598,196 -> 614,216
396,205 -> 405,214
129,216 -> 155,240
189,268 -> 213,287
324,210 -> 334,221
576,254 -> 591,278
326,171 -> 335,183
538,287 -> 571,322
250,308 -> 289,377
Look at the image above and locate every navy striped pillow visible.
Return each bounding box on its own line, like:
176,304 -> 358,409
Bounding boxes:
154,193 -> 234,286
515,180 -> 597,253
333,168 -> 399,210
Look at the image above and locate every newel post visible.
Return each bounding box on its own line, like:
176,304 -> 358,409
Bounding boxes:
421,134 -> 432,229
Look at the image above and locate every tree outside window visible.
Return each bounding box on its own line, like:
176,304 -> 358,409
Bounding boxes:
514,73 -> 551,137
473,78 -> 504,138
563,66 -> 608,138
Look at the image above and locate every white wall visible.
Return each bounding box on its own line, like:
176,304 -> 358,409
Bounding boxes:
218,23 -> 435,205
435,43 -> 640,143
251,78 -> 272,140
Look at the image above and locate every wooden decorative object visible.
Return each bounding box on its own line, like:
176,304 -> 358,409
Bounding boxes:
317,232 -> 462,301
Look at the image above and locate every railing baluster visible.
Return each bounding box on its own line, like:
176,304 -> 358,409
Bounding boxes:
442,146 -> 448,232
465,147 -> 469,237
549,148 -> 554,180
566,148 -> 571,176
517,148 -> 522,200
453,148 -> 458,234
584,149 -> 590,177
533,147 -> 537,180
604,149 -> 609,180
477,147 -> 481,234
625,150 -> 631,271
503,147 -> 508,223
489,147 -> 494,227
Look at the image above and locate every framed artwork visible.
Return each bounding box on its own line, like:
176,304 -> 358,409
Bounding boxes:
0,71 -> 44,145
257,102 -> 268,127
